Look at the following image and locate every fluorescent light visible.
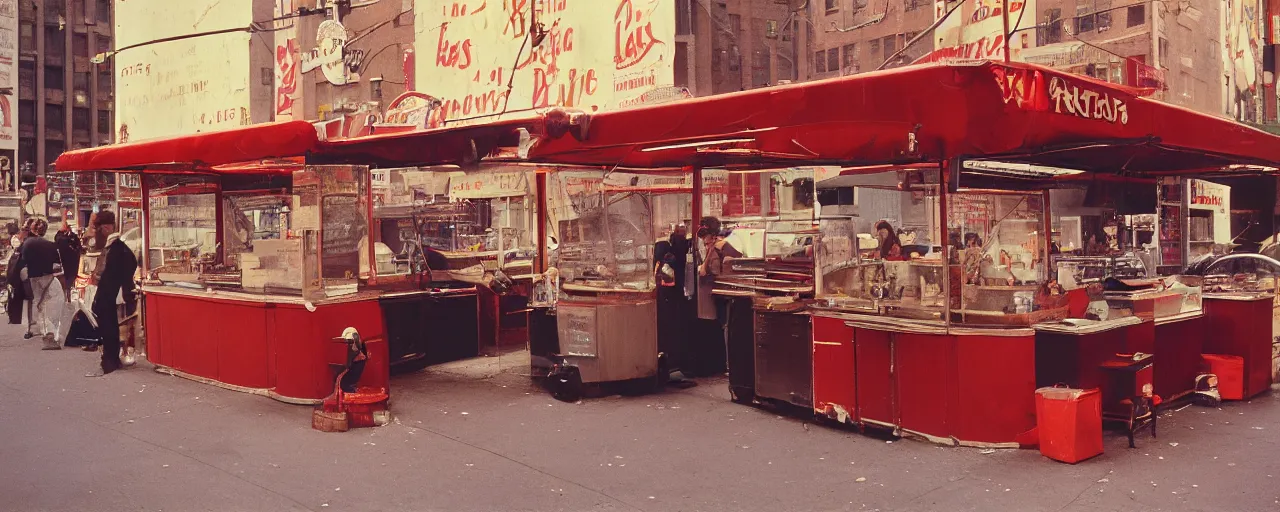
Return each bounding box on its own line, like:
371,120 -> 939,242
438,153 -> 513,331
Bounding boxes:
963,160 -> 1086,178
640,138 -> 757,152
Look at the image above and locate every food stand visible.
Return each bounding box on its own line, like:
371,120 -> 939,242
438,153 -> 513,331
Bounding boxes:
54,122 -> 391,403
518,61 -> 1280,445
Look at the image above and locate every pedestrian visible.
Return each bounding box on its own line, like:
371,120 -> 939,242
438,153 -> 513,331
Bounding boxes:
89,211 -> 137,375
54,219 -> 81,302
692,217 -> 741,377
16,218 -> 65,350
5,222 -> 25,326
18,218 -> 35,338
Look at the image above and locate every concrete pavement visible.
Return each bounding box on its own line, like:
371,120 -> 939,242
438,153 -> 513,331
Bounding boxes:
2,322 -> 1279,512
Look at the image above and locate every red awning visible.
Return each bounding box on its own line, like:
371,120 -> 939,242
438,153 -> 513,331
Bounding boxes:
53,121 -> 322,174
523,61 -> 1280,174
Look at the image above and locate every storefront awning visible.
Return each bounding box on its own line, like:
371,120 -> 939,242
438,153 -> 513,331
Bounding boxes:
53,121 -> 323,174
525,61 -> 1280,175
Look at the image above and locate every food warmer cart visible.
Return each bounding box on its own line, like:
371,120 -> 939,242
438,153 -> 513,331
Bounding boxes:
53,122 -> 394,403
520,61 -> 1280,446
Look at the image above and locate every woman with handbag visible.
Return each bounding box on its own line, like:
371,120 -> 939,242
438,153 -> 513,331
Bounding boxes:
5,223 -> 25,326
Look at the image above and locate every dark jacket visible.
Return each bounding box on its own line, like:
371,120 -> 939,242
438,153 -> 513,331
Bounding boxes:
55,230 -> 82,276
17,236 -> 60,279
94,238 -> 137,313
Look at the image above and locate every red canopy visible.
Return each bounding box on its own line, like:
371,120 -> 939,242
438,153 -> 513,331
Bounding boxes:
53,121 -> 322,174
523,61 -> 1280,174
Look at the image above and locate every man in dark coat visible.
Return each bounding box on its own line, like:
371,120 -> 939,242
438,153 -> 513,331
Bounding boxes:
90,211 -> 137,375
15,218 -> 63,349
54,219 -> 81,301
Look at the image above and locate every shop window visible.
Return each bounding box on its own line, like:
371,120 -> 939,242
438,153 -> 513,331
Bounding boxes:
1127,5 -> 1145,28
97,109 -> 110,134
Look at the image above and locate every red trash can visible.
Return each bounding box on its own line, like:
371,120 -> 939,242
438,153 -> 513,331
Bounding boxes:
1035,386 -> 1103,464
1202,354 -> 1245,401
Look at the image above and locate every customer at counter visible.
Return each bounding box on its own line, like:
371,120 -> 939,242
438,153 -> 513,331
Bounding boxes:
692,217 -> 741,377
874,220 -> 904,261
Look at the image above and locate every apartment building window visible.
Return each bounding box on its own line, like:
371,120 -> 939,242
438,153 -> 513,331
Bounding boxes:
18,101 -> 34,127
46,141 -> 64,165
71,0 -> 84,24
97,110 -> 110,134
1040,8 -> 1063,44
825,0 -> 838,12
676,0 -> 692,36
904,0 -> 925,11
46,105 -> 64,130
73,72 -> 89,106
814,50 -> 826,73
842,43 -> 858,72
1127,5 -> 1145,28
827,48 -> 839,72
18,61 -> 34,92
1095,1 -> 1112,32
18,138 -> 35,167
752,48 -> 771,87
72,107 -> 89,132
96,0 -> 110,23
882,35 -> 897,63
44,27 -> 64,55
1159,37 -> 1170,68
44,66 -> 63,89
18,23 -> 33,52
1076,4 -> 1095,33
73,34 -> 87,57
855,0 -> 867,7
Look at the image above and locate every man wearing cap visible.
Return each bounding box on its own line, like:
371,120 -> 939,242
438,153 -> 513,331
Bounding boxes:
89,211 -> 137,375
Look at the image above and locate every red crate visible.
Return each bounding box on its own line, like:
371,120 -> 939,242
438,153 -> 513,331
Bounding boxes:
1202,354 -> 1245,401
1035,387 -> 1103,464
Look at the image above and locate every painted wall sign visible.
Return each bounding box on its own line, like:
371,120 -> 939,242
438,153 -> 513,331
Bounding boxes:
413,0 -> 676,127
1047,76 -> 1129,125
0,0 -> 16,152
115,0 -> 254,141
301,20 -> 349,86
380,91 -> 441,128
448,171 -> 530,199
274,0 -> 300,120
921,0 -> 1037,64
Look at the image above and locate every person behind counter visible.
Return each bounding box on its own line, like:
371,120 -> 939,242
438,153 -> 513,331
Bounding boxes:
875,220 -> 904,261
692,217 -> 741,377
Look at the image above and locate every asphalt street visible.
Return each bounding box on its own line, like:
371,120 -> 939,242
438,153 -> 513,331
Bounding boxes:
2,322 -> 1279,512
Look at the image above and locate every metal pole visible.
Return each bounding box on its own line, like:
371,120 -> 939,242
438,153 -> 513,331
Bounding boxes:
1001,0 -> 1012,63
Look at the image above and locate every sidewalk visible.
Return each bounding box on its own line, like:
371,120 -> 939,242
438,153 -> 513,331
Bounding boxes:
2,322 -> 1279,512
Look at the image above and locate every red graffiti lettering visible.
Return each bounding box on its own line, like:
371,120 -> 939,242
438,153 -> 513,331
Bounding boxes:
517,23 -> 574,74
435,23 -> 473,70
443,0 -> 486,17
531,67 -> 598,109
614,0 -> 662,70
504,0 -> 529,39
430,89 -> 512,126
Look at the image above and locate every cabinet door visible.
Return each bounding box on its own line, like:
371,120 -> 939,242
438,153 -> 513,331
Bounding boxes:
813,315 -> 856,423
895,333 -> 953,439
854,327 -> 894,427
754,312 -> 813,408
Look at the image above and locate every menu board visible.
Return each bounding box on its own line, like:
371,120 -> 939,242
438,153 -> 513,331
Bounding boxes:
556,304 -> 599,357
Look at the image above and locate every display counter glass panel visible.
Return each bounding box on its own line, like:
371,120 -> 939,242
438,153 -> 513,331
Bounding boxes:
547,169 -> 657,293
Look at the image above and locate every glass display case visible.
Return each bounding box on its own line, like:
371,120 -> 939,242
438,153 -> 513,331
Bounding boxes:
949,191 -> 1063,324
142,166 -> 374,299
547,169 -> 656,293
814,169 -> 945,320
372,166 -> 538,283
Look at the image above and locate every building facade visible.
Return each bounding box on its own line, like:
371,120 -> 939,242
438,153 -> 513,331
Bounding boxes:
17,0 -> 113,177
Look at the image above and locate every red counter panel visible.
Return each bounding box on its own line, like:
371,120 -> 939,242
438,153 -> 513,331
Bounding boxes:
144,292 -> 389,402
953,332 -> 1036,444
853,327 -> 893,427
1152,315 -> 1205,400
812,315 -> 856,423
895,333 -> 954,440
1204,297 -> 1274,398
